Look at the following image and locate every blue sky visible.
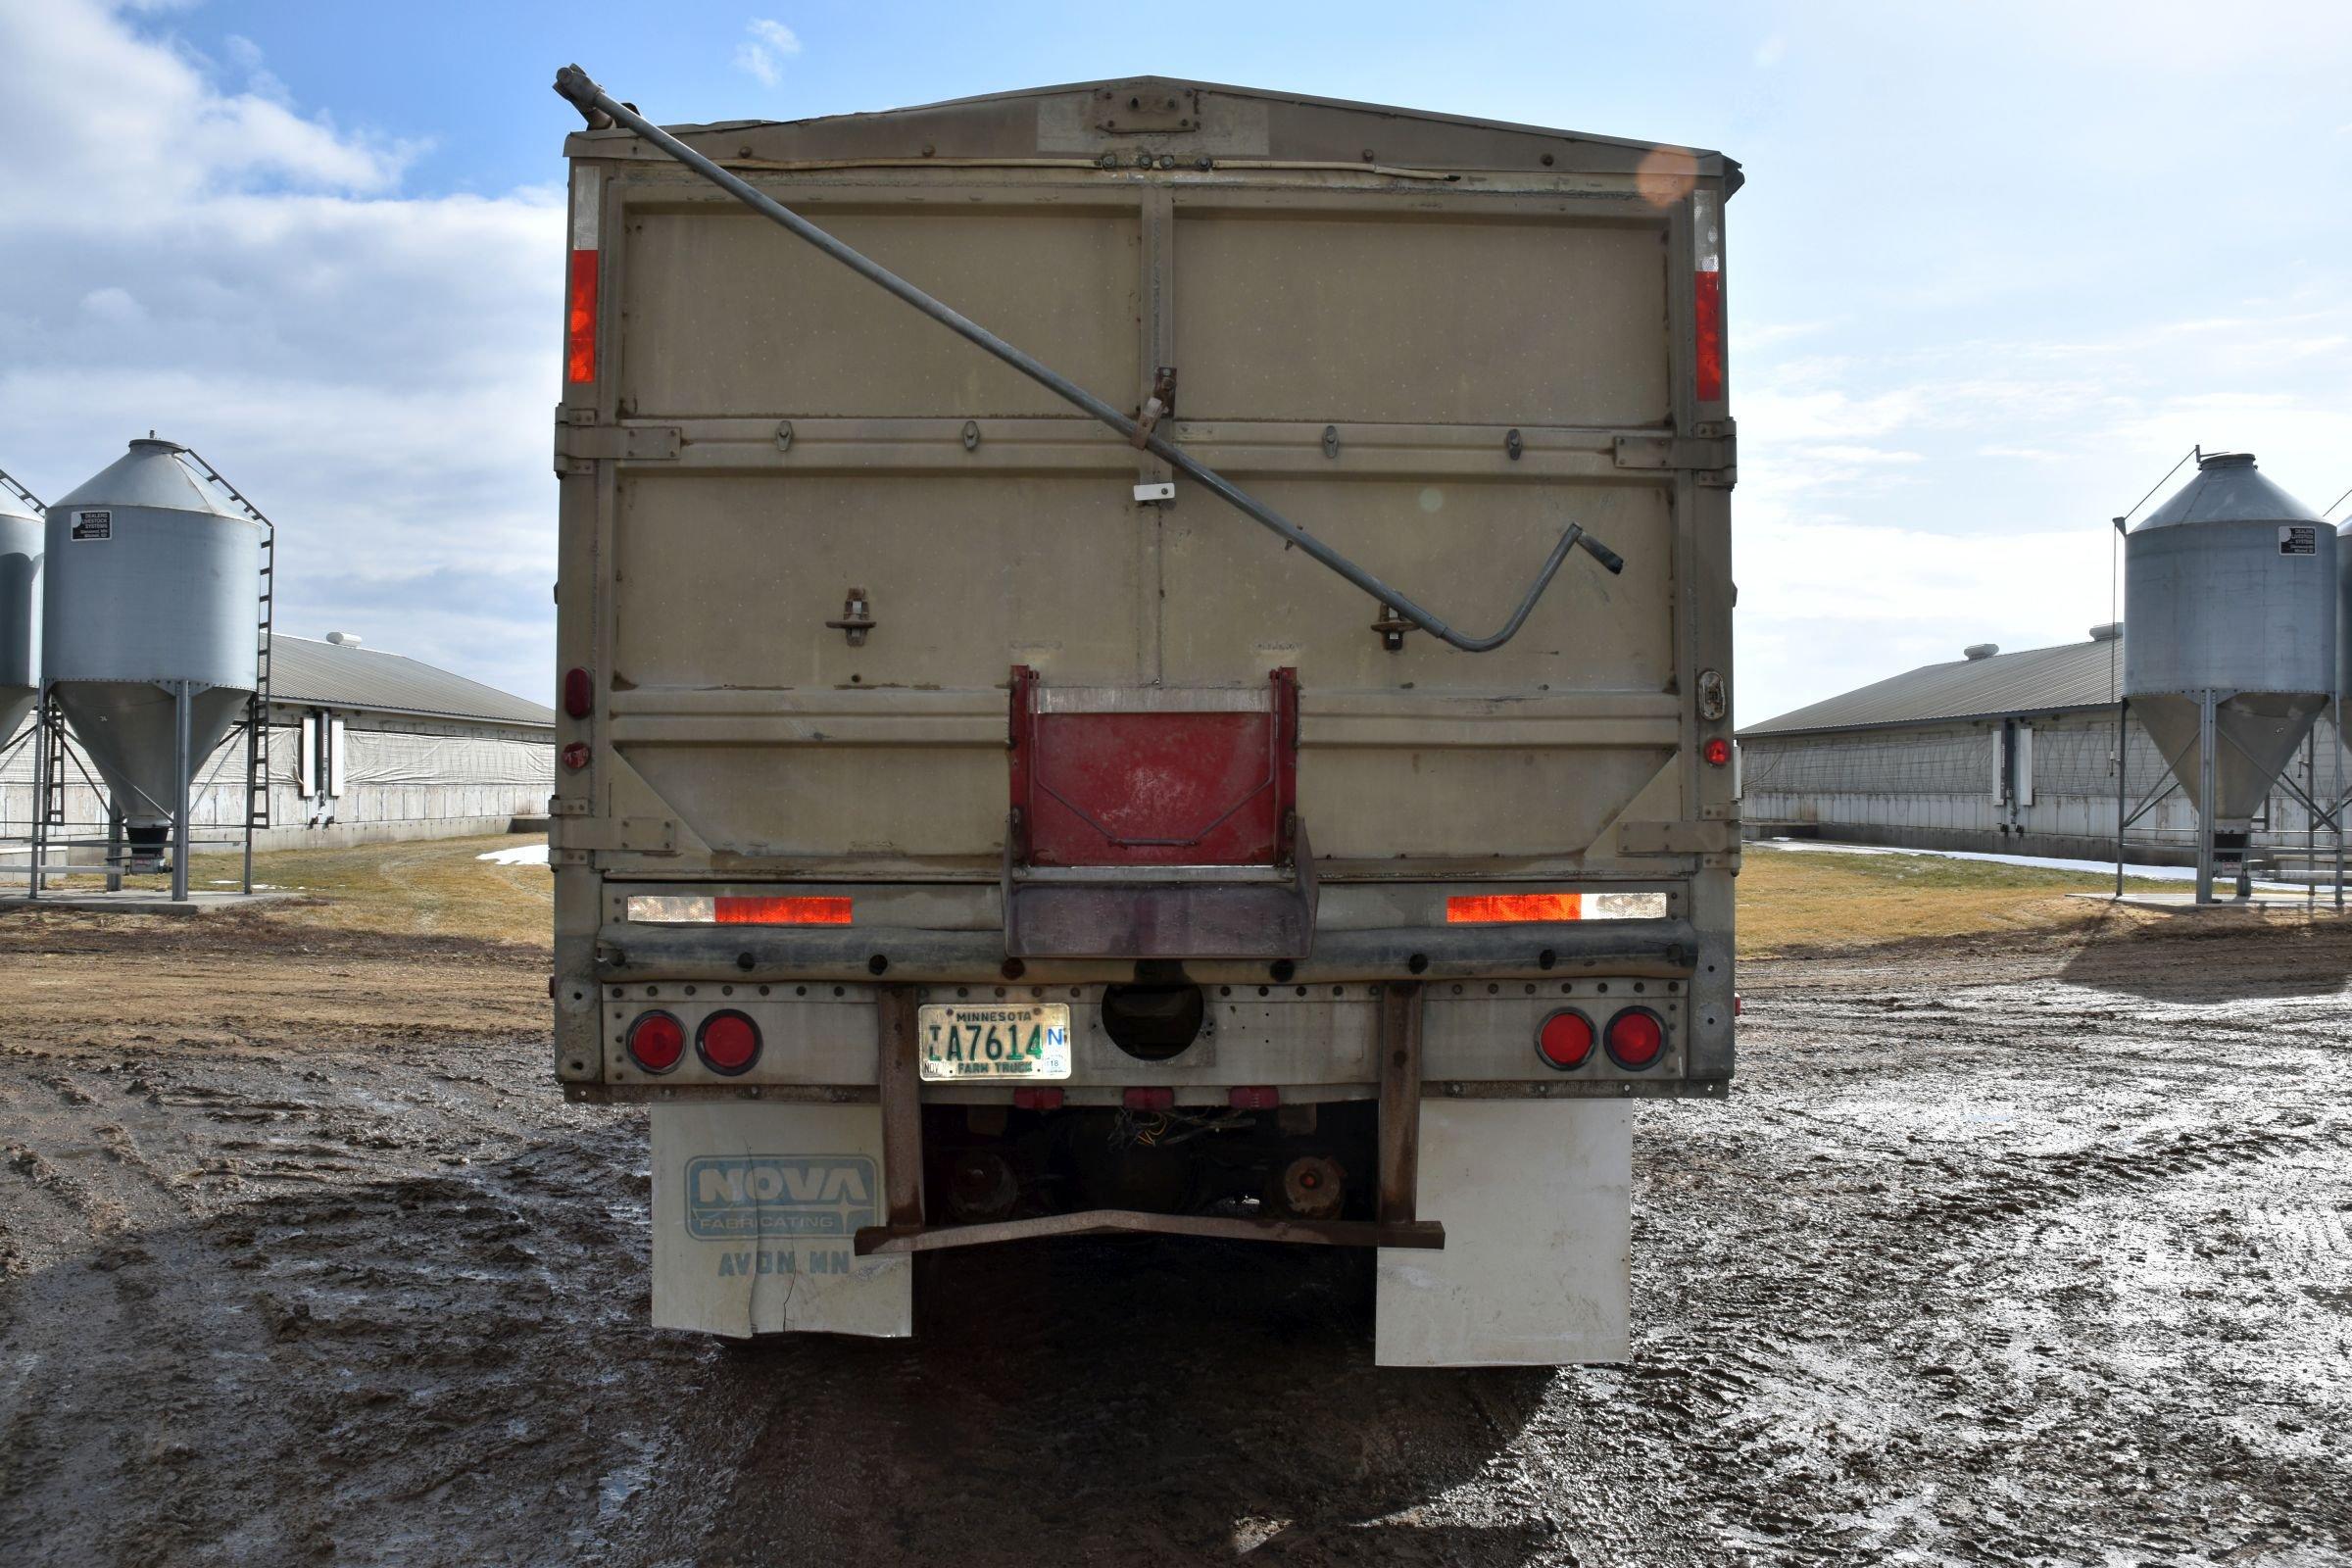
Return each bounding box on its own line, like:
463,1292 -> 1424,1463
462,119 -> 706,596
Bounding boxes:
2,0 -> 2348,719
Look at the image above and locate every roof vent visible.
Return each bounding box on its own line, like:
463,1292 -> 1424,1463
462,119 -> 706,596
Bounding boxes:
2088,621 -> 2123,642
2196,450 -> 2255,470
325,631 -> 363,648
1963,643 -> 1999,662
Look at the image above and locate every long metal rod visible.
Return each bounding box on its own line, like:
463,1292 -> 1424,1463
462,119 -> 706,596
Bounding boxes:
2196,690 -> 2217,906
2306,730 -> 2317,909
856,1210 -> 1445,1254
171,681 -> 191,904
552,67 -> 1622,653
26,686 -> 49,899
241,705 -> 257,895
2114,697 -> 2127,896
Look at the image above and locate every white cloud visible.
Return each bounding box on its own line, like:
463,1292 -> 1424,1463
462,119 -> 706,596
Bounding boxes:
749,19 -> 802,54
78,286 -> 146,325
734,18 -> 803,86
221,33 -> 290,104
0,0 -> 561,703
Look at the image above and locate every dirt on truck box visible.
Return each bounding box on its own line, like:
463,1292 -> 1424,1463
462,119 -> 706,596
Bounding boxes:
545,73 -> 1740,1362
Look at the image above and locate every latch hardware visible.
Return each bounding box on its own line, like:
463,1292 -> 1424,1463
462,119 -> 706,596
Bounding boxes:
1131,366 -> 1177,449
826,587 -> 876,647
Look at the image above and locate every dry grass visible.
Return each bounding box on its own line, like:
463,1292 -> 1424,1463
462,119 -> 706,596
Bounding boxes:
1737,843 -> 2178,958
33,834 -> 552,945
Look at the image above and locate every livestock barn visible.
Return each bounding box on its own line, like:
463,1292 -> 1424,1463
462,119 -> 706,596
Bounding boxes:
1,632 -> 552,852
1739,625 -> 2346,869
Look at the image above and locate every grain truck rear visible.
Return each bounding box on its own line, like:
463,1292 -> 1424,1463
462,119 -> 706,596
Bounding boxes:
548,74 -> 1739,1365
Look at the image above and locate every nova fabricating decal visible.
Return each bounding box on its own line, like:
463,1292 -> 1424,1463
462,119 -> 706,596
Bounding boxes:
684,1154 -> 878,1241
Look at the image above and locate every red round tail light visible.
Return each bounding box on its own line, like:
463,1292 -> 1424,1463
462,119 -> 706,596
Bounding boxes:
1536,1008 -> 1594,1070
626,1010 -> 685,1073
1604,1006 -> 1665,1071
696,1010 -> 761,1075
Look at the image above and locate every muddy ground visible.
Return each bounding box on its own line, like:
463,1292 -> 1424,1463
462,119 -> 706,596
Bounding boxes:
3,900 -> 2348,1566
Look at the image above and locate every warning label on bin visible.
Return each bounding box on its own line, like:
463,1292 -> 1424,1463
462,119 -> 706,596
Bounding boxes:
2279,525 -> 2318,556
71,511 -> 111,541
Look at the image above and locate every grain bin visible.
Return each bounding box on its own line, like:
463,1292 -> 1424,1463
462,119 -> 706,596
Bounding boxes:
2338,515 -> 2352,707
2124,452 -> 2335,900
0,478 -> 39,750
43,438 -> 262,881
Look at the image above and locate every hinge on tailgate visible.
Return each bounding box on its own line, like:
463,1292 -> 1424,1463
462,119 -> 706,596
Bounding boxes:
553,412 -> 683,471
549,814 -> 678,854
1617,820 -> 1739,857
1613,421 -> 1736,487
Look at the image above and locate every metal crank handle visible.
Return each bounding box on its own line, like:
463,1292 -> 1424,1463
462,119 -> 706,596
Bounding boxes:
552,66 -> 1624,653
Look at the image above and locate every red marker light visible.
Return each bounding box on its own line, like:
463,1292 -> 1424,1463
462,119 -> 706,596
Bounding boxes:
565,249 -> 599,384
713,896 -> 852,925
1703,737 -> 1732,766
1693,270 -> 1725,403
1536,1009 -> 1594,1070
696,1010 -> 760,1075
564,666 -> 594,719
1605,1007 -> 1665,1071
1692,187 -> 1725,403
626,1011 -> 684,1074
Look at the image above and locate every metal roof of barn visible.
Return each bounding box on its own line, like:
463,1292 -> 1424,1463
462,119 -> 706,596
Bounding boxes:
567,75 -> 1741,190
268,636 -> 553,728
1740,637 -> 2126,738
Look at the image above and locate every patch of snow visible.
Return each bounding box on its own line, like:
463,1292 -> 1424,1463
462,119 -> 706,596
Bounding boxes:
477,843 -> 550,866
1751,838 -> 2301,888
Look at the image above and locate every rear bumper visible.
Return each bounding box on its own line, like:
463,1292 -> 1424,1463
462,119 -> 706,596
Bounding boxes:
596,916 -> 1701,985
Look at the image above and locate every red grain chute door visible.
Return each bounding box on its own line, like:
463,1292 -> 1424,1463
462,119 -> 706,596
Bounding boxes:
1010,665 -> 1297,867
1004,667 -> 1313,959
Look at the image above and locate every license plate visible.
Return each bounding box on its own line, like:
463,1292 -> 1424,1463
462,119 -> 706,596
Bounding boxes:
916,1003 -> 1072,1081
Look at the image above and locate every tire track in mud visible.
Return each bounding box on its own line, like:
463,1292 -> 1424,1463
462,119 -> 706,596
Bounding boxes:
0,1035 -> 709,1568
6,911 -> 2352,1566
1899,1120 -> 2332,1233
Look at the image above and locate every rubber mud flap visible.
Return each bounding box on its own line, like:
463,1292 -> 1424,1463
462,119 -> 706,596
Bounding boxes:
651,1102 -> 911,1338
1375,1100 -> 1630,1367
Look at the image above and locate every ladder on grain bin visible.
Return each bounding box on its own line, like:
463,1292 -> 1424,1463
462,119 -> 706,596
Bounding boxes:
176,449 -> 276,896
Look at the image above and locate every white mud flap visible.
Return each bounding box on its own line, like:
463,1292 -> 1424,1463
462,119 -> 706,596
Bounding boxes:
1375,1100 -> 1631,1367
650,1102 -> 912,1339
